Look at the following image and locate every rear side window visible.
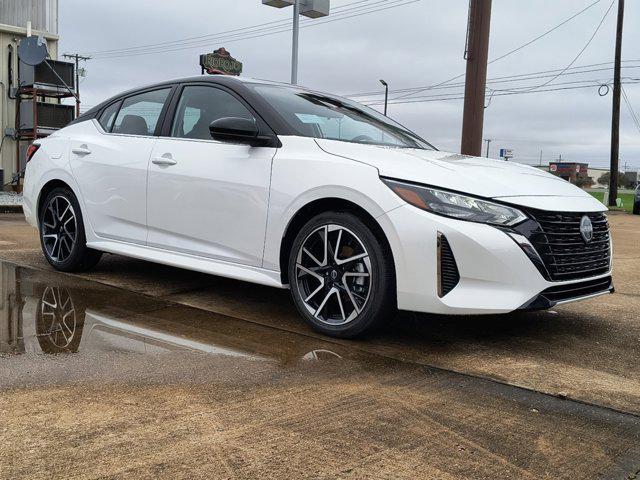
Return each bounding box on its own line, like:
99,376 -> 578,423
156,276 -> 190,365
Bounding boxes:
112,88 -> 171,136
171,86 -> 254,140
98,101 -> 121,132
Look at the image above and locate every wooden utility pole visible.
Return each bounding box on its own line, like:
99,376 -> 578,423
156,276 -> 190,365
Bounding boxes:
608,0 -> 624,206
461,0 -> 492,156
63,53 -> 91,117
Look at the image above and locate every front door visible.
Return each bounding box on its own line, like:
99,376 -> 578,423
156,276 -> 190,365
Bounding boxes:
146,85 -> 276,267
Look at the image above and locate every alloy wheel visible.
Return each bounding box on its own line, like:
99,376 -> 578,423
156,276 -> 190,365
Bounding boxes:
42,196 -> 77,263
39,286 -> 77,349
295,224 -> 372,325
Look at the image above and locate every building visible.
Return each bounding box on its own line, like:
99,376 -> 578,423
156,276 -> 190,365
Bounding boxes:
1,0 -> 59,189
588,167 -> 609,187
548,162 -> 590,185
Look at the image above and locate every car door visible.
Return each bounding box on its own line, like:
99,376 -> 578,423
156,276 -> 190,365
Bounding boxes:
69,87 -> 173,244
146,84 -> 277,266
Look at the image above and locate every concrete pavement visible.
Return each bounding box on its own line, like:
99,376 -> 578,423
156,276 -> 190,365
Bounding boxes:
1,212 -> 639,478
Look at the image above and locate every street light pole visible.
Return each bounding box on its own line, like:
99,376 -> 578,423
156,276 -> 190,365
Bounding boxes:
291,0 -> 300,84
262,0 -> 330,85
379,79 -> 388,116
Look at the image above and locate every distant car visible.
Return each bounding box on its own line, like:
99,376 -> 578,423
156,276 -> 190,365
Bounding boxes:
634,185 -> 640,215
22,75 -> 614,338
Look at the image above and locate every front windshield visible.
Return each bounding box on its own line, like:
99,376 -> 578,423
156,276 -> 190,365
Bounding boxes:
252,84 -> 435,150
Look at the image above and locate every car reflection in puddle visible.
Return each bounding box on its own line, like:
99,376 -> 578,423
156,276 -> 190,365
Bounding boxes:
0,261 -> 347,364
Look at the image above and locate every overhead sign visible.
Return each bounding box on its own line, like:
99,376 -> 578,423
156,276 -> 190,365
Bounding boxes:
499,148 -> 513,159
200,48 -> 243,76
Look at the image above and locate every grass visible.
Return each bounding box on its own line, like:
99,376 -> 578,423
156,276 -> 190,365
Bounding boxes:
589,191 -> 635,213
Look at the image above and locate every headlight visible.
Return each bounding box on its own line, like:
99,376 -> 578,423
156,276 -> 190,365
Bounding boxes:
382,178 -> 527,226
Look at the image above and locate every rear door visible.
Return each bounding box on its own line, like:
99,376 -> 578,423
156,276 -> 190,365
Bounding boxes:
70,87 -> 173,244
146,84 -> 277,266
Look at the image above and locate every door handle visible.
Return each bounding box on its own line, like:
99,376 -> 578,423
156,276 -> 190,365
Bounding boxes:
72,145 -> 91,155
152,157 -> 177,166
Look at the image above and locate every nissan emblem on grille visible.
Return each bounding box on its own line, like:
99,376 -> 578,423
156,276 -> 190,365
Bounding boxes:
580,215 -> 594,243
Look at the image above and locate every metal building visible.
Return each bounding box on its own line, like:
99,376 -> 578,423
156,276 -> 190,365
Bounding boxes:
1,0 -> 59,189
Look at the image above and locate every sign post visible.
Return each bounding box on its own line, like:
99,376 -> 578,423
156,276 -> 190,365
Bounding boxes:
199,48 -> 243,76
499,148 -> 513,161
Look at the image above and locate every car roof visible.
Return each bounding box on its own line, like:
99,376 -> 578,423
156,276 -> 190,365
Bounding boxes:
78,75 -> 294,119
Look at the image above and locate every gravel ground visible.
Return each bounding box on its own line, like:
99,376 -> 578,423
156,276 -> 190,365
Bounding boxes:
0,192 -> 23,206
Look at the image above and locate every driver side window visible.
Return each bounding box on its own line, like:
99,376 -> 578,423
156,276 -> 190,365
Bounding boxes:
171,86 -> 254,140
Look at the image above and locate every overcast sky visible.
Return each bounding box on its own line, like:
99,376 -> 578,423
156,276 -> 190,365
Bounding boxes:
58,0 -> 640,169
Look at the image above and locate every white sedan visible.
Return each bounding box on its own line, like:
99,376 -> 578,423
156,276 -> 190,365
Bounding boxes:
23,76 -> 613,337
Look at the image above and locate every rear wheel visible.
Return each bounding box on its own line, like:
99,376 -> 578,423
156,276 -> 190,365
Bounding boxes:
634,201 -> 639,215
288,212 -> 395,338
39,187 -> 102,272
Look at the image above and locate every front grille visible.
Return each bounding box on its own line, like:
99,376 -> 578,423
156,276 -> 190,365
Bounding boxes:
437,233 -> 459,296
526,210 -> 611,281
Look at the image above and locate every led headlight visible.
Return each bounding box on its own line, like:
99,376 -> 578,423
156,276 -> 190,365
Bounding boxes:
382,178 -> 527,226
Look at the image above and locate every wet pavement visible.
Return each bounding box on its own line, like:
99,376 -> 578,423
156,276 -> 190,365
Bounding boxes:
1,213 -> 640,478
1,260 -> 640,479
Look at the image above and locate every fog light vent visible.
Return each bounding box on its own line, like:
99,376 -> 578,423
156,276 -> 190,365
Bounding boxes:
437,232 -> 460,297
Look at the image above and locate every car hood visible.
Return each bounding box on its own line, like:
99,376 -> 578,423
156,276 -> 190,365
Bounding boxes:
316,139 -> 592,200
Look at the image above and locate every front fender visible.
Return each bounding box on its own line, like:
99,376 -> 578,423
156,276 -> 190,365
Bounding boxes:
262,136 -> 404,271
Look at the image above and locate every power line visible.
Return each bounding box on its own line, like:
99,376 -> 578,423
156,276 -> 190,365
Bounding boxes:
364,79 -> 640,106
346,61 -> 640,98
82,0 -> 377,56
496,0 -> 616,95
364,77 -> 623,104
621,85 -> 640,134
85,0 -> 421,59
389,0 -> 607,102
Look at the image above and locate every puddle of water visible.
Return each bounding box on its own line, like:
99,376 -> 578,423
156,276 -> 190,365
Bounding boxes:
0,261 -> 349,365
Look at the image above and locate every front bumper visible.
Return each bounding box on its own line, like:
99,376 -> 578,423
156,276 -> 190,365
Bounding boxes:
519,275 -> 614,310
378,204 -> 612,315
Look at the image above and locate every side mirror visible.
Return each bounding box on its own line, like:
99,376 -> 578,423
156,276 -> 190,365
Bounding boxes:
209,117 -> 276,147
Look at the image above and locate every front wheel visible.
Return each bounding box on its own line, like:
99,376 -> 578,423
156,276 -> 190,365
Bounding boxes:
39,187 -> 102,272
288,212 -> 395,338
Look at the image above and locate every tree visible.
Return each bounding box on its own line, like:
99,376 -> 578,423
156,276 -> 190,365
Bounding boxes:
597,171 -> 625,187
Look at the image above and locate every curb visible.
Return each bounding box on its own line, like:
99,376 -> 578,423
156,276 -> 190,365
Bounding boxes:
0,205 -> 23,214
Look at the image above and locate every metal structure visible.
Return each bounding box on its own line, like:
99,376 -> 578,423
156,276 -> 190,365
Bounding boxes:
0,0 -> 58,35
14,36 -> 76,176
0,0 -> 60,188
262,0 -> 330,84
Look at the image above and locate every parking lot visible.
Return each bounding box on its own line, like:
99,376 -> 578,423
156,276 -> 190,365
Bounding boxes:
1,212 -> 639,479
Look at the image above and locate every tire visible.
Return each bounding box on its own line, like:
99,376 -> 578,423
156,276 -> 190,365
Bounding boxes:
39,187 -> 102,272
634,201 -> 640,215
288,211 -> 395,338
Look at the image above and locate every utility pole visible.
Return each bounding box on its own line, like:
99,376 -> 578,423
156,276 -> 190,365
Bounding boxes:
609,0 -> 624,206
63,53 -> 91,117
484,138 -> 492,157
461,0 -> 492,156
